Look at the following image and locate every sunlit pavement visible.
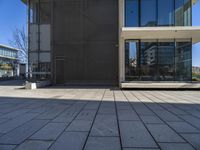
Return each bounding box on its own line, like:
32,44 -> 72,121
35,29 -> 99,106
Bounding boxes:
0,80 -> 200,150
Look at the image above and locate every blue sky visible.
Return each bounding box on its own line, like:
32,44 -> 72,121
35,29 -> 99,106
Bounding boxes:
0,0 -> 26,45
0,0 -> 200,66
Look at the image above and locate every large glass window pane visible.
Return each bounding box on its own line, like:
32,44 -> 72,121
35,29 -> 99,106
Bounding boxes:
140,40 -> 157,80
175,39 -> 192,81
175,0 -> 184,26
184,0 -> 191,26
158,0 -> 174,26
141,0 -> 156,27
158,40 -> 174,81
125,40 -> 139,81
125,0 -> 139,27
175,0 -> 191,26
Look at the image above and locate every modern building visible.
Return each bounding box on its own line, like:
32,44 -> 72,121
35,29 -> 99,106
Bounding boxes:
23,0 -> 200,87
0,45 -> 19,78
193,66 -> 200,74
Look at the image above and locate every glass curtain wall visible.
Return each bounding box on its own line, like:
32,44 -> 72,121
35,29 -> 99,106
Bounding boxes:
141,0 -> 157,26
158,0 -> 174,26
125,0 -> 139,27
175,0 -> 191,26
125,0 -> 191,27
140,40 -> 157,80
175,39 -> 192,80
157,40 -> 174,81
125,40 -> 139,81
125,39 -> 192,81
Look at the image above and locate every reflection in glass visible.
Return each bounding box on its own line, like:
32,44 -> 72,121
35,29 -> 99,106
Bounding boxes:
125,39 -> 192,82
175,0 -> 184,26
175,39 -> 192,81
125,41 -> 139,81
158,40 -> 174,81
140,40 -> 157,80
158,0 -> 174,26
141,0 -> 156,26
184,0 -> 191,26
125,0 -> 191,27
125,0 -> 139,27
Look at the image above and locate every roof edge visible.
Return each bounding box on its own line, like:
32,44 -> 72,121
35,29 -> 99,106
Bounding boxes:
0,44 -> 20,51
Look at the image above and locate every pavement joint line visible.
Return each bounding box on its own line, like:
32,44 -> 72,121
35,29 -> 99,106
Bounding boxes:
113,90 -> 124,150
88,135 -> 120,137
81,89 -> 106,150
0,110 -> 48,139
133,91 -> 198,150
145,91 -> 200,132
46,96 -> 95,150
157,142 -> 194,143
122,90 -> 161,150
13,100 -> 81,149
1,83 -> 200,150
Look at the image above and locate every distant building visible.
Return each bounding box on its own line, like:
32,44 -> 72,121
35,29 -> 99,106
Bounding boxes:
193,66 -> 200,75
0,45 -> 19,78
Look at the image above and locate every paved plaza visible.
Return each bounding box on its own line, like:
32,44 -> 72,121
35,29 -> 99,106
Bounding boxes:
0,80 -> 200,150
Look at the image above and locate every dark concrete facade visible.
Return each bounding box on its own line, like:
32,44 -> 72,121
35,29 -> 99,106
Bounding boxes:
52,0 -> 119,85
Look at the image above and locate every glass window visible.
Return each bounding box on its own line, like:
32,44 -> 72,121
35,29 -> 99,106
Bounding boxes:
141,0 -> 157,27
125,40 -> 139,81
175,0 -> 191,26
175,39 -> 192,81
125,0 -> 139,27
140,40 -> 157,80
184,0 -> 191,26
158,0 -> 174,26
158,39 -> 174,81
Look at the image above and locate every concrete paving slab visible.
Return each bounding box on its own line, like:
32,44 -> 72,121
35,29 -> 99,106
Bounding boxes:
75,110 -> 96,121
49,132 -> 88,150
98,108 -> 116,114
15,140 -> 52,150
158,143 -> 195,150
52,102 -> 87,123
1,82 -> 200,150
84,137 -> 120,150
0,118 -> 9,124
179,115 -> 200,130
90,114 -> 119,136
181,134 -> 200,150
66,120 -> 92,132
0,113 -> 40,134
36,106 -> 67,120
123,148 -> 159,150
140,115 -> 163,124
131,103 -> 155,115
153,110 -> 182,122
118,109 -> 140,121
119,121 -> 157,148
84,102 -> 100,110
146,124 -> 185,142
0,109 -> 31,119
167,121 -> 200,133
0,145 -> 16,150
30,122 -> 66,140
0,119 -> 48,144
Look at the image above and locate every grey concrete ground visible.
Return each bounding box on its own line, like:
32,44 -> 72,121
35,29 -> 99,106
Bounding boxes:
0,80 -> 200,150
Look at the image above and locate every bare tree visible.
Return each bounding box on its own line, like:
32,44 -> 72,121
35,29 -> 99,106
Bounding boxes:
9,26 -> 28,63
